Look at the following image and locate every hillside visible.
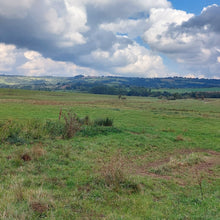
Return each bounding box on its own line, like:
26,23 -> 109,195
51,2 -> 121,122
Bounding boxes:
1,75 -> 220,99
0,75 -> 220,89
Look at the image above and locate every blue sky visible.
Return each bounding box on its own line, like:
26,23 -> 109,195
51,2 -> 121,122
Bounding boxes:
0,0 -> 219,78
171,0 -> 220,14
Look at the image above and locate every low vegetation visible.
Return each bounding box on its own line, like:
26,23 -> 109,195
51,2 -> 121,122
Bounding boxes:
0,88 -> 219,219
0,110 -> 114,143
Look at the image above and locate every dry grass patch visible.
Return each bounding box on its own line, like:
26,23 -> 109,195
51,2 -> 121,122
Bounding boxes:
97,152 -> 142,193
127,149 -> 220,186
31,143 -> 46,159
99,152 -> 127,188
175,135 -> 185,141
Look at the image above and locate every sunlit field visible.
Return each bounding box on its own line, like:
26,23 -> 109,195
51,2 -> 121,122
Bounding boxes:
0,88 -> 219,219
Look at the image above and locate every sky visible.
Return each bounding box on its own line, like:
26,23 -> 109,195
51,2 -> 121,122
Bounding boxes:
0,0 -> 220,78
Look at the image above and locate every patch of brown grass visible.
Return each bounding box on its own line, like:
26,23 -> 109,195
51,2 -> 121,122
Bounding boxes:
175,135 -> 184,141
31,143 -> 46,159
127,149 -> 220,186
162,128 -> 175,132
30,202 -> 49,214
100,153 -> 127,188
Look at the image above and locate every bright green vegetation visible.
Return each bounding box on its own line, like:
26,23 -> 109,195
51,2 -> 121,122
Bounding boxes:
0,88 -> 219,219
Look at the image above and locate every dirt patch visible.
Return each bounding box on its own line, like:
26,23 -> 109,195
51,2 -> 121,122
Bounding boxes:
6,155 -> 12,160
30,202 -> 49,214
128,149 -> 220,186
21,153 -> 32,162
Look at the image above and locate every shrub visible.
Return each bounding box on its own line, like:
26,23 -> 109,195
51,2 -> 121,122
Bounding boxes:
0,120 -> 26,145
77,115 -> 91,126
44,120 -> 65,138
23,119 -> 45,140
94,117 -> 113,126
99,153 -> 141,193
60,110 -> 82,139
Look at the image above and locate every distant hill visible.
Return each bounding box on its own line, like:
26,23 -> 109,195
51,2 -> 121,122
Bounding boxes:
0,74 -> 219,89
0,74 -> 220,99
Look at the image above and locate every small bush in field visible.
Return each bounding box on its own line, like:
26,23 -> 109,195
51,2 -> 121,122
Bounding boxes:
94,117 -> 113,126
60,110 -> 82,139
78,115 -> 91,125
44,120 -> 65,138
23,119 -> 45,140
99,153 -> 141,193
0,120 -> 25,145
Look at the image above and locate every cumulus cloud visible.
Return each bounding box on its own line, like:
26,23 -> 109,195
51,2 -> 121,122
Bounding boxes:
18,51 -> 97,76
143,4 -> 220,77
0,0 -> 219,78
0,0 -> 35,18
80,42 -> 166,77
0,43 -> 18,72
0,0 -> 172,77
0,43 -> 99,76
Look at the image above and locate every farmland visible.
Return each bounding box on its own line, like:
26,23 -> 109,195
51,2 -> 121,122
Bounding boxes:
0,88 -> 219,219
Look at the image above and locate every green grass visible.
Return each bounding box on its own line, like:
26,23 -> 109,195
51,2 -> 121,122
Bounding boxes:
152,87 -> 220,93
0,88 -> 219,219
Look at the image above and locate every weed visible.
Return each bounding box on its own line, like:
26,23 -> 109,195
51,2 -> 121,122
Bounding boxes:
44,119 -> 64,138
99,153 -> 140,193
60,109 -> 82,139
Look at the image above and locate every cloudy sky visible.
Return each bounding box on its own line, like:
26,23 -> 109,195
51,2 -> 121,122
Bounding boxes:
0,0 -> 220,78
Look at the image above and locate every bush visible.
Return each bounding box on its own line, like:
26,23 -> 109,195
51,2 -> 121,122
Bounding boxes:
99,154 -> 141,193
0,120 -> 26,145
94,117 -> 113,126
60,110 -> 82,139
23,119 -> 45,140
44,120 -> 65,138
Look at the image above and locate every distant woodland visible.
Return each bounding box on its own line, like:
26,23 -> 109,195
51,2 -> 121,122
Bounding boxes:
0,75 -> 220,99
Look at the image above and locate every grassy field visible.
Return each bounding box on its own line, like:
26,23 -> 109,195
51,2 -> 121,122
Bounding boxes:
152,87 -> 220,93
0,88 -> 219,219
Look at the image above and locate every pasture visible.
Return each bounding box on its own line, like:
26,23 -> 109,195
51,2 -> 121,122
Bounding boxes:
0,88 -> 219,219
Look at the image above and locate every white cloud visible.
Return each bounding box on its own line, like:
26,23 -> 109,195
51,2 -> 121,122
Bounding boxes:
0,43 -> 17,71
143,8 -> 194,53
80,42 -> 166,77
143,5 -> 220,77
0,0 -> 35,18
0,1 -> 219,78
0,43 -> 99,76
185,74 -> 196,78
19,51 -> 99,76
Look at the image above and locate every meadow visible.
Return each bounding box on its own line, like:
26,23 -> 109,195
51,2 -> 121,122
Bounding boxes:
0,88 -> 219,219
